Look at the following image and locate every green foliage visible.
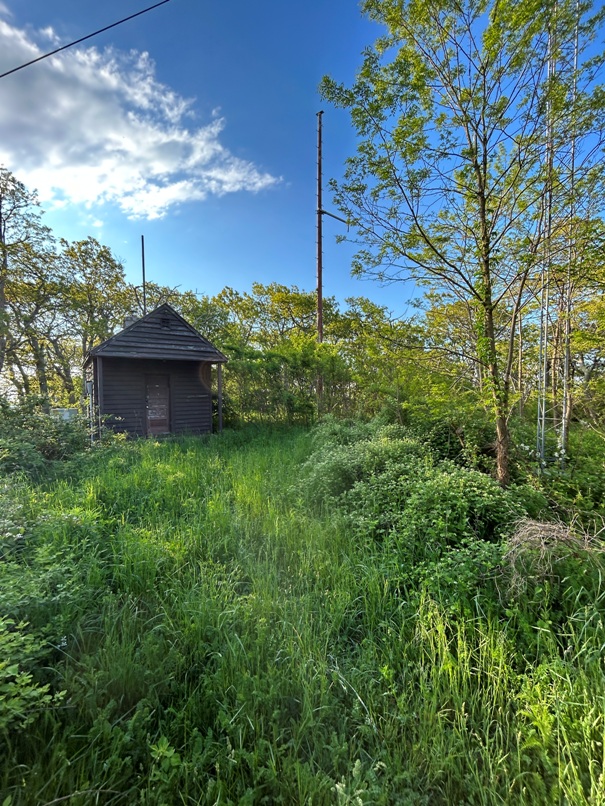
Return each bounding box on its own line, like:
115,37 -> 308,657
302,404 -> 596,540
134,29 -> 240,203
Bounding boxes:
322,0 -> 605,485
389,462 -> 523,549
299,419 -> 427,505
511,418 -> 605,524
300,417 -> 525,562
412,538 -> 505,611
418,411 -> 497,471
0,396 -> 89,476
0,617 -> 61,733
1,425 -> 605,804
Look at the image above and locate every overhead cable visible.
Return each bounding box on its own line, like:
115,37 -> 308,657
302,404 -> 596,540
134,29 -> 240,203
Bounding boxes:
0,0 -> 173,80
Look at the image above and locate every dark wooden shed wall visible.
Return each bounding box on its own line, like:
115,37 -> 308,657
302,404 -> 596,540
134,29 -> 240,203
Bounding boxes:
98,357 -> 213,436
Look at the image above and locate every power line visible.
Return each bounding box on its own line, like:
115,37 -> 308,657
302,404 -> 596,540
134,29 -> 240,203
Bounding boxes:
0,0 -> 173,80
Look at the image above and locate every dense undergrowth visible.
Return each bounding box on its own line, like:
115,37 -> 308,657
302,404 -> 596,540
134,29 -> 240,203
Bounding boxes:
2,418 -> 605,804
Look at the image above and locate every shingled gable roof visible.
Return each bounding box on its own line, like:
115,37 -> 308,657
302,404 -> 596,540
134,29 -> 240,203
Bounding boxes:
84,303 -> 228,364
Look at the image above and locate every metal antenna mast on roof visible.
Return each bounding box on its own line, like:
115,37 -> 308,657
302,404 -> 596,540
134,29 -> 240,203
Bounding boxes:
141,235 -> 147,315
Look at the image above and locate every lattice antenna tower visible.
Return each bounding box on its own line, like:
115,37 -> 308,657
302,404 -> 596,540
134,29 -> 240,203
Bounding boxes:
536,12 -> 556,466
536,0 -> 579,468
559,0 -> 580,465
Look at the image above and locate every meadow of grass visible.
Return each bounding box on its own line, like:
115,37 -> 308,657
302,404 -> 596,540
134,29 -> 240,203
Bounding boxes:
1,422 -> 605,804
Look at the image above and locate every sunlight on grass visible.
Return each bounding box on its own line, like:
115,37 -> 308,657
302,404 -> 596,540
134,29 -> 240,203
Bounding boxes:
1,425 -> 605,804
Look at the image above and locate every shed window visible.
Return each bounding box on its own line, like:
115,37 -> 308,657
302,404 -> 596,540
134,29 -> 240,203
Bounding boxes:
160,317 -> 171,329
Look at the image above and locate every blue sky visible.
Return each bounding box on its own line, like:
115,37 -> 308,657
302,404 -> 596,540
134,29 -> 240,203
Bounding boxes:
0,0 -> 415,316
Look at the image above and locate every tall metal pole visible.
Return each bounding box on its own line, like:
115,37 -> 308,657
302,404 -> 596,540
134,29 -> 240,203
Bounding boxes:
316,110 -> 324,344
141,235 -> 147,316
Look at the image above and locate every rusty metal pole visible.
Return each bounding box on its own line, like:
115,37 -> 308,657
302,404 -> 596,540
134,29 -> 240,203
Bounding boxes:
317,110 -> 324,344
316,111 -> 324,414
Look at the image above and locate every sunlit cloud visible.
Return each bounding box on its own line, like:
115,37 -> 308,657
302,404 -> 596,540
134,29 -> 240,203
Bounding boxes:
0,18 -> 281,219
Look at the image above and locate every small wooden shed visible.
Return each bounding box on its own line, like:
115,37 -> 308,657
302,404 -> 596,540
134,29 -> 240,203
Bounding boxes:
84,303 -> 228,437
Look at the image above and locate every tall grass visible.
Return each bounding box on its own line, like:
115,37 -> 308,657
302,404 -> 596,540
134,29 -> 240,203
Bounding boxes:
1,424 -> 605,804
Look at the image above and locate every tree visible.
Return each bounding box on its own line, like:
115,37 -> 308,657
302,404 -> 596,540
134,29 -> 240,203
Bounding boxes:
0,169 -> 49,377
206,284 -> 346,423
321,0 -> 605,484
3,236 -> 132,404
57,237 -> 131,361
4,242 -> 62,407
177,291 -> 232,347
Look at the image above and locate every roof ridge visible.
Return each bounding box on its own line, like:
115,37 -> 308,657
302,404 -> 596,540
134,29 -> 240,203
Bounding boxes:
84,304 -> 228,365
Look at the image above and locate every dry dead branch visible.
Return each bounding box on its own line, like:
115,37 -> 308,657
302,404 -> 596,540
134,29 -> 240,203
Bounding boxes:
499,518 -> 605,599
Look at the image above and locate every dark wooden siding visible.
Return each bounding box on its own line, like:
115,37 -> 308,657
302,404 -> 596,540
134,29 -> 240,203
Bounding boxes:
171,366 -> 212,434
99,357 -> 213,436
102,358 -> 146,436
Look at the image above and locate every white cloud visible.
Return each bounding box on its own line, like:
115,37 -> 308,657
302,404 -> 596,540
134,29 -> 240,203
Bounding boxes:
0,19 -> 280,219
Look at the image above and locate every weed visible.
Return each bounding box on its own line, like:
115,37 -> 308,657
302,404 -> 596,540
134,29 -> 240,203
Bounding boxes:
1,424 -> 604,804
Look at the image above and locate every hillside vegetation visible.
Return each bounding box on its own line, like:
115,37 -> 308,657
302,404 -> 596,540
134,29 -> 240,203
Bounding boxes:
4,0 -> 605,800
2,422 -> 605,804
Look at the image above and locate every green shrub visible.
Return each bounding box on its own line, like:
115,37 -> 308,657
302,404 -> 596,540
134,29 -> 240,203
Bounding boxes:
300,419 -> 526,566
0,396 -> 89,477
407,410 -> 497,473
399,463 -> 525,545
300,418 -> 430,507
310,415 -> 382,449
0,617 -> 63,733
341,460 -> 525,568
413,538 -> 506,612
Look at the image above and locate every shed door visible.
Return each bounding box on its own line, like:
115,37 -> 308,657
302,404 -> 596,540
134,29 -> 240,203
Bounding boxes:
146,375 -> 170,435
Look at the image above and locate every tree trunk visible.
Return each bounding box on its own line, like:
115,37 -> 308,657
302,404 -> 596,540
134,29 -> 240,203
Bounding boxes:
483,291 -> 510,486
495,413 -> 510,487
478,166 -> 511,487
30,335 -> 50,411
518,313 -> 524,417
10,353 -> 31,397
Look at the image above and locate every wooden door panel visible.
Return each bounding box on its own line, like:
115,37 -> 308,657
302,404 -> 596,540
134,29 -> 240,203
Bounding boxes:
146,375 -> 170,435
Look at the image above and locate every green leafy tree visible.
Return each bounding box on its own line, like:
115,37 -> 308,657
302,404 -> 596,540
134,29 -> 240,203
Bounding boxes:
58,237 -> 131,360
328,296 -> 421,417
177,290 -> 232,347
4,236 -> 132,404
4,243 -> 63,406
321,0 -> 605,484
0,169 -> 50,378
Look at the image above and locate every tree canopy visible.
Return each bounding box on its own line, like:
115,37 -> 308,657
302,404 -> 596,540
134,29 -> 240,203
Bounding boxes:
321,0 -> 605,483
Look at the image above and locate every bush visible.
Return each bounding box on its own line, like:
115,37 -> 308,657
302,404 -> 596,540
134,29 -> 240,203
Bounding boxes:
413,537 -> 506,611
341,460 -> 525,565
399,463 -> 525,546
0,396 -> 89,476
499,519 -> 605,611
407,410 -> 497,472
299,421 -> 430,507
0,616 -> 63,733
300,418 -> 525,563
